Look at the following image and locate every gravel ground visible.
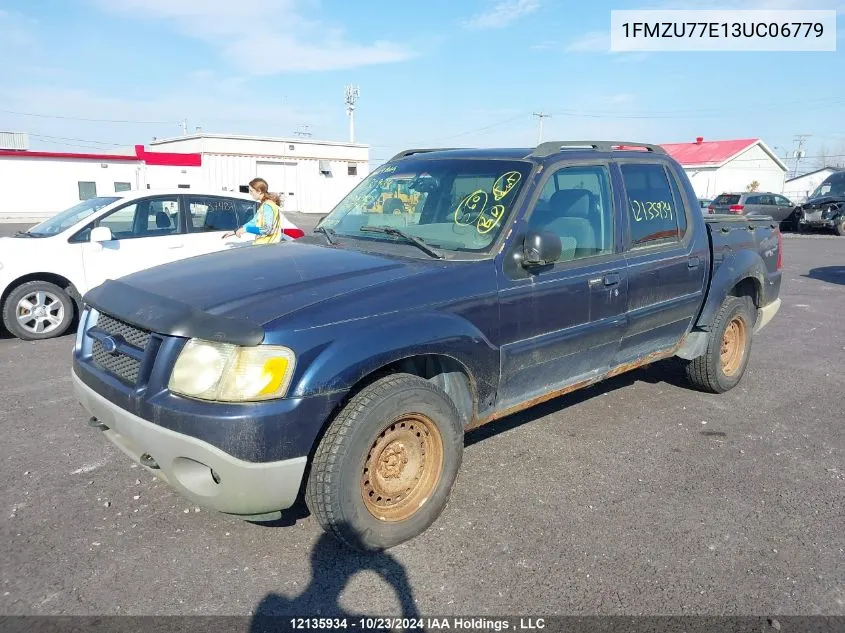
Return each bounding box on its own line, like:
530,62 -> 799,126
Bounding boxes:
0,224 -> 843,618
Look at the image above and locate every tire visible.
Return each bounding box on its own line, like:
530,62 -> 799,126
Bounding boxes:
835,217 -> 845,237
382,199 -> 406,215
2,280 -> 75,341
305,373 -> 464,551
684,296 -> 755,394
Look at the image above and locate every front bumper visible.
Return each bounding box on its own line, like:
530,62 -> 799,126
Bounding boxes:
74,371 -> 307,519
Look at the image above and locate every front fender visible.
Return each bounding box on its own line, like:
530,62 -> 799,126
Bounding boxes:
695,248 -> 765,330
289,311 -> 499,411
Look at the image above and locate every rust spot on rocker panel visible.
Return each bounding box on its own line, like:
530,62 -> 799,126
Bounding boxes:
465,342 -> 683,432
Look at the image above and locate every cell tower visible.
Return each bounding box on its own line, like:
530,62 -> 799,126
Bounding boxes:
345,84 -> 360,143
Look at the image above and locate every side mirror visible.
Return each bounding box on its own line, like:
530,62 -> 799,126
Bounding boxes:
522,230 -> 561,267
90,226 -> 113,242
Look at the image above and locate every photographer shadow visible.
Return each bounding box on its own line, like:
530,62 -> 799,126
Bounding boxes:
249,524 -> 420,633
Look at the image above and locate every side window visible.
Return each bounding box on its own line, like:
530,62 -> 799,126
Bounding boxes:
665,168 -> 688,240
745,195 -> 760,205
94,197 -> 181,240
187,195 -> 241,232
620,163 -> 685,248
526,164 -> 614,262
776,195 -> 792,207
97,204 -> 139,239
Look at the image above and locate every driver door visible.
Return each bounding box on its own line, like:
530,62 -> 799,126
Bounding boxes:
80,195 -> 187,289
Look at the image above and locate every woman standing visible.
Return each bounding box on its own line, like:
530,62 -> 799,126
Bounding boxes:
224,177 -> 283,245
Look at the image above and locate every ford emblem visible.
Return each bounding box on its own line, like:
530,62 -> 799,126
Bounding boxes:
101,336 -> 119,355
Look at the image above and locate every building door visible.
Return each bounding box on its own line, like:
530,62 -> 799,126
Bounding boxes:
256,161 -> 298,212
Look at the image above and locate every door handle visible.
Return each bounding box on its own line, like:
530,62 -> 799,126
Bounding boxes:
688,256 -> 701,268
588,272 -> 621,287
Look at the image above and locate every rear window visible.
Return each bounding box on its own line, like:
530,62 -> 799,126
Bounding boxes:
713,194 -> 741,205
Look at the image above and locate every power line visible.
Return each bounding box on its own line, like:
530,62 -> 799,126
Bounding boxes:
0,107 -> 171,125
28,133 -> 125,146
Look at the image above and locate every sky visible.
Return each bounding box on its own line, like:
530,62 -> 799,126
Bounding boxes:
1,0 -> 844,171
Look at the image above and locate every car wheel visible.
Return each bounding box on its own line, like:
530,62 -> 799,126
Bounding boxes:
684,295 -> 755,394
835,217 -> 845,237
2,280 -> 75,341
305,373 -> 464,551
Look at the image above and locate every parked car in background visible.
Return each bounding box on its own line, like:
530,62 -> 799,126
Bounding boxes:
793,169 -> 845,236
73,140 -> 783,551
0,189 -> 303,341
708,192 -> 795,225
698,198 -> 713,214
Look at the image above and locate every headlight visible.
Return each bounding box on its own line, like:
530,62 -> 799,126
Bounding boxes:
168,339 -> 296,402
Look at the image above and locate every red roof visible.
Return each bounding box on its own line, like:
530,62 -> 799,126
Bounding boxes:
660,138 -> 759,166
0,144 -> 201,167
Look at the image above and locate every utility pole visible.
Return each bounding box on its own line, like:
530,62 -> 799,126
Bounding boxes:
533,112 -> 550,144
791,134 -> 811,178
294,124 -> 312,138
180,119 -> 188,136
345,85 -> 360,143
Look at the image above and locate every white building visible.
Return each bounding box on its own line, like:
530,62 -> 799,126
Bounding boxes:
0,132 -> 369,221
0,144 -> 203,221
149,133 -> 369,215
660,137 -> 788,200
782,167 -> 842,204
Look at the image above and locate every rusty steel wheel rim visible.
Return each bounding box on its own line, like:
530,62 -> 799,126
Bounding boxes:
720,315 -> 747,376
361,413 -> 444,522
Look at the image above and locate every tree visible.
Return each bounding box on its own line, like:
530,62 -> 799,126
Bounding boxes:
746,180 -> 760,192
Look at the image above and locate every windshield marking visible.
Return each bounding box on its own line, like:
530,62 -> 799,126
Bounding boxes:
478,204 -> 506,234
492,171 -> 522,201
453,190 -> 488,227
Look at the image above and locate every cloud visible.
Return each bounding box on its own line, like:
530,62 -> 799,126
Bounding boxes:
462,0 -> 540,30
530,40 -> 557,51
89,0 -> 415,73
565,30 -> 610,52
608,93 -> 635,104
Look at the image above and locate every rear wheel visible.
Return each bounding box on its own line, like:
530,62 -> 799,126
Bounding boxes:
2,281 -> 75,341
835,217 -> 845,237
684,296 -> 755,394
305,373 -> 464,551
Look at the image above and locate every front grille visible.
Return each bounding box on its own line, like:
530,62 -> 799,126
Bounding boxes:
90,313 -> 152,385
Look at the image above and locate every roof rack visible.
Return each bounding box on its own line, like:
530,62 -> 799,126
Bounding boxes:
386,147 -> 464,162
528,140 -> 667,159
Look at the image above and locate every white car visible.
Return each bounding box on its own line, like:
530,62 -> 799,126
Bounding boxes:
0,188 -> 303,341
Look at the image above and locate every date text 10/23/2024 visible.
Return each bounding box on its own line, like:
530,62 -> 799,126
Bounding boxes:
288,617 -> 547,631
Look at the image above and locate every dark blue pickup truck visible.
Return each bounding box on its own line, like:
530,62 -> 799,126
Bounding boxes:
73,141 -> 783,551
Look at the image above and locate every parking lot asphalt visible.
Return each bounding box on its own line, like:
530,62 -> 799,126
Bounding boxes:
0,222 -> 843,618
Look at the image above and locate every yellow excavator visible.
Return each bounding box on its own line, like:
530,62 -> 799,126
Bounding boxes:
365,180 -> 422,215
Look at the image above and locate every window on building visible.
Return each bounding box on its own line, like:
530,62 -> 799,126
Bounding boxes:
178,184 -> 190,189
526,164 -> 615,262
114,182 -> 132,192
78,181 -> 97,200
348,164 -> 358,176
620,163 -> 685,248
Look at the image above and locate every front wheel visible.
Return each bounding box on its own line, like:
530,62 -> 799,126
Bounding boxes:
835,217 -> 845,237
684,296 -> 755,394
2,280 -> 75,341
305,373 -> 464,551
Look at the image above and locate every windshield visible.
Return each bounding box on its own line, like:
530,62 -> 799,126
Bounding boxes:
319,158 -> 533,254
27,197 -> 120,236
808,173 -> 845,199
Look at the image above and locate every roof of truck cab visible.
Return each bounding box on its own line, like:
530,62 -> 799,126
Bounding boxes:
392,147 -> 677,162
